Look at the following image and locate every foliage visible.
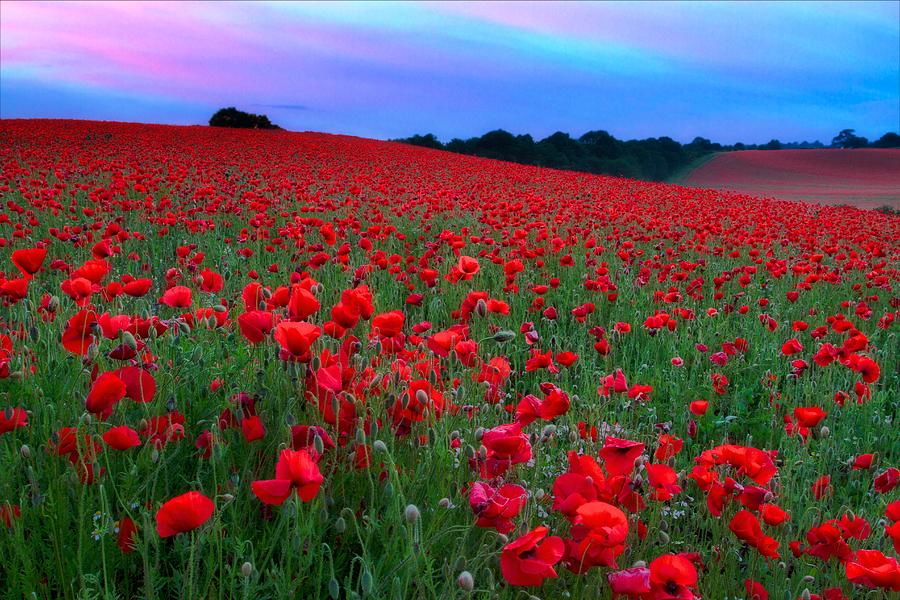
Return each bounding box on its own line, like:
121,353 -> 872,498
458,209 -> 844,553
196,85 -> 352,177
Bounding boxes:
209,107 -> 281,130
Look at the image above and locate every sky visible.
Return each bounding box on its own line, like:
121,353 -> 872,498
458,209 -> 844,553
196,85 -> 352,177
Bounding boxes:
1,1 -> 898,144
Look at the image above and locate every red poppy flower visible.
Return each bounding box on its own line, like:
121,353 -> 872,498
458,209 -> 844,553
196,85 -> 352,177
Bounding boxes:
11,247 -> 47,278
875,468 -> 899,494
117,517 -> 138,553
160,285 -> 193,308
274,321 -> 320,361
155,491 -> 215,538
469,482 -> 526,534
102,426 -> 142,450
649,554 -> 698,597
85,372 -> 127,417
0,407 -> 28,434
845,550 -> 900,591
500,526 -> 564,586
251,449 -> 324,505
794,406 -> 826,428
599,437 -> 645,476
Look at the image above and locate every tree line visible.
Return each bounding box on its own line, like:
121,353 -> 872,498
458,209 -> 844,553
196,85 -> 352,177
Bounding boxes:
392,128 -> 899,182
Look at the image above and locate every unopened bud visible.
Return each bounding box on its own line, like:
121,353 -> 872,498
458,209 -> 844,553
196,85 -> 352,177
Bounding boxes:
404,504 -> 420,523
457,571 -> 474,592
241,562 -> 253,577
492,330 -> 515,343
360,569 -> 373,594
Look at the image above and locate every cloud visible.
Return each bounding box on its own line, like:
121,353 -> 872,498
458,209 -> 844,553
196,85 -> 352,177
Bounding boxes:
1,1 -> 897,142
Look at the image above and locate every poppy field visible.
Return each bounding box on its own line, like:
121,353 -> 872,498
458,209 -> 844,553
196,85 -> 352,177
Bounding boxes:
1,119 -> 899,599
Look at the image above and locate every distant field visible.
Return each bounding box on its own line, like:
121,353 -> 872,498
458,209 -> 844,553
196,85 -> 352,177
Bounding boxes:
680,149 -> 900,209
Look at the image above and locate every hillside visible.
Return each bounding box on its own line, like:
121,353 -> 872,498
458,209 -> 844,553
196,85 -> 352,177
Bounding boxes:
680,149 -> 900,209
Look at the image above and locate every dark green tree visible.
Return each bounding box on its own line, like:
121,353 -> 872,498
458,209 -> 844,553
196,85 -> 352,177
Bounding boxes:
209,107 -> 280,130
871,132 -> 900,148
831,129 -> 868,148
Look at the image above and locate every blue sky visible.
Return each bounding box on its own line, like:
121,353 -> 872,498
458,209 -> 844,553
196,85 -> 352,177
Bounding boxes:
1,1 -> 898,143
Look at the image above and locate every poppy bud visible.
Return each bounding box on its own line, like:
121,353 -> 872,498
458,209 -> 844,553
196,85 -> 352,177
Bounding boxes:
355,428 -> 365,445
800,589 -> 811,600
311,355 -> 321,371
241,562 -> 253,577
404,504 -> 420,523
415,389 -> 428,406
802,575 -> 814,583
335,516 -> 347,533
438,498 -> 450,509
474,427 -> 485,442
20,444 -> 31,459
475,299 -> 487,317
360,569 -> 373,594
658,531 -> 670,544
457,571 -> 474,592
221,494 -> 235,503
819,426 -> 830,438
535,488 -> 545,501
86,343 -> 99,362
329,579 -> 340,599
496,533 -> 508,544
384,482 -> 394,499
313,434 -> 325,455
373,440 -> 387,453
492,330 -> 515,343
151,448 -> 160,463
48,295 -> 60,311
